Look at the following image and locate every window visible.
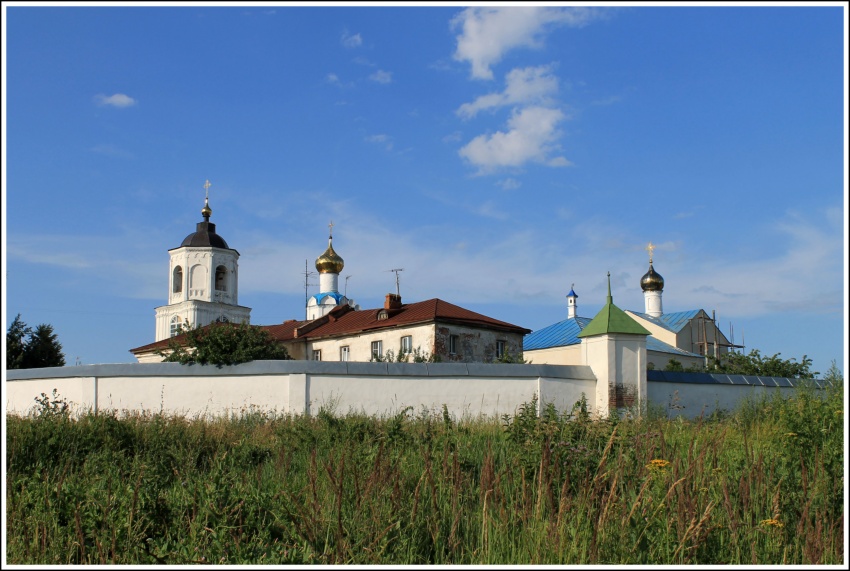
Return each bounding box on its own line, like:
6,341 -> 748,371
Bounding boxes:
172,266 -> 183,293
215,315 -> 229,323
215,265 -> 227,291
170,316 -> 182,337
371,340 -> 383,360
313,350 -> 322,361
449,335 -> 459,355
496,340 -> 507,359
377,309 -> 388,320
340,346 -> 350,362
400,335 -> 412,353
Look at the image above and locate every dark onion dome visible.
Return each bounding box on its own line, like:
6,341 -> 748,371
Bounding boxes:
315,237 -> 344,274
640,263 -> 664,292
180,221 -> 230,248
179,196 -> 230,249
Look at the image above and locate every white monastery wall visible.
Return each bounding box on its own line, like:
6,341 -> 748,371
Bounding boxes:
7,363 -> 820,422
5,361 -> 598,420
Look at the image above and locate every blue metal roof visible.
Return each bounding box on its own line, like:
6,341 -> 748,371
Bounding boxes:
524,315 -> 701,358
566,288 -> 577,298
647,370 -> 829,389
523,317 -> 593,350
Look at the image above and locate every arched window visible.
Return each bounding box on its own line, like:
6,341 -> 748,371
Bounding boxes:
170,315 -> 183,337
173,266 -> 183,293
215,265 -> 227,291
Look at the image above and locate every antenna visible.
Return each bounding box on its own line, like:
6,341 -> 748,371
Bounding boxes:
344,275 -> 351,297
303,259 -> 317,320
387,268 -> 404,296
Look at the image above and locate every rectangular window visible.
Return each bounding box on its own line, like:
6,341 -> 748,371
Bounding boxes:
371,340 -> 383,360
449,334 -> 459,355
496,340 -> 506,359
312,350 -> 322,361
340,346 -> 350,362
400,335 -> 412,353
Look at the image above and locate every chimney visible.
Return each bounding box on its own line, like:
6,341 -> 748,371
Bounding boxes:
384,293 -> 402,310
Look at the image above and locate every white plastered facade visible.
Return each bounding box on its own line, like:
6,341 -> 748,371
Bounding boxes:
154,245 -> 251,341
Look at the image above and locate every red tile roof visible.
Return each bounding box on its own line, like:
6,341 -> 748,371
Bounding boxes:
129,299 -> 528,355
290,298 -> 529,340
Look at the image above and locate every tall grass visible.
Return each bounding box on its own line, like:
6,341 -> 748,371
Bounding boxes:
5,385 -> 844,565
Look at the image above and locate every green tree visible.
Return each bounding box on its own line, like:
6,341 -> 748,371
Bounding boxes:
707,349 -> 817,378
6,314 -> 29,369
663,358 -> 684,372
6,315 -> 65,369
822,360 -> 844,385
157,321 -> 290,366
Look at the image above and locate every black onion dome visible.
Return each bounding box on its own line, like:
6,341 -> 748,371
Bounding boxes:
181,221 -> 230,249
640,263 -> 664,292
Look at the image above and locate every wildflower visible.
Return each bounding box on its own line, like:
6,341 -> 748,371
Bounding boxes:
785,432 -> 797,437
647,459 -> 670,470
760,518 -> 784,528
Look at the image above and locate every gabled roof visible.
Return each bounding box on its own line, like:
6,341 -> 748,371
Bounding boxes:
628,309 -> 702,333
293,298 -> 530,340
129,319 -> 307,355
523,317 -> 593,350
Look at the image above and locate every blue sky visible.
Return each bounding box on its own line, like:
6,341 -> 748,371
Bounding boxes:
3,4 -> 847,376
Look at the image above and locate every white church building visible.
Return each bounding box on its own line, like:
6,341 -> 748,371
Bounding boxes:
153,182 -> 251,341
523,243 -> 735,371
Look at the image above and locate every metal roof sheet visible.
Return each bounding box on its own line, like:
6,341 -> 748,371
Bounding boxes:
523,317 -> 699,357
522,317 -> 592,350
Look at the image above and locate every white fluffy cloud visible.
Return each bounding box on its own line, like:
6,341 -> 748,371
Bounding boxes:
94,93 -> 136,107
369,70 -> 392,84
457,65 -> 558,119
458,106 -> 569,172
452,7 -> 602,80
341,31 -> 362,48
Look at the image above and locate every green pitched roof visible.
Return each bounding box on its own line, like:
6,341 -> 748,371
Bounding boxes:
577,273 -> 651,338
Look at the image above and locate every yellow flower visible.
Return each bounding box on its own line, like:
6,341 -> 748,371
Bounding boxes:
760,518 -> 784,528
785,432 -> 797,437
647,459 -> 670,470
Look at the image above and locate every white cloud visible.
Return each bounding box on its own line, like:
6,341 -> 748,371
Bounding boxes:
369,70 -> 392,84
365,134 -> 393,151
497,178 -> 522,190
94,93 -> 136,107
341,31 -> 362,48
457,65 -> 559,119
326,73 -> 340,84
451,7 -> 604,80
458,106 -> 570,172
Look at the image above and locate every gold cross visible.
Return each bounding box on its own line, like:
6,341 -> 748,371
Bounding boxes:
328,220 -> 334,238
646,242 -> 655,263
204,179 -> 211,200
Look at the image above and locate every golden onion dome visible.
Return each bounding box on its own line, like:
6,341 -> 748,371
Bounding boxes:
640,263 -> 664,292
201,198 -> 212,220
315,237 -> 344,274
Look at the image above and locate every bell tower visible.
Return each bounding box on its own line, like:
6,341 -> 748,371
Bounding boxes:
154,180 -> 251,341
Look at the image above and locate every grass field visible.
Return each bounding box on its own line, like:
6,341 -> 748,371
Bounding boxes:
5,384 -> 844,565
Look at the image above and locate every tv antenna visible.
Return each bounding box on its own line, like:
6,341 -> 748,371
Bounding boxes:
344,275 -> 351,297
303,259 -> 317,320
387,268 -> 404,296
